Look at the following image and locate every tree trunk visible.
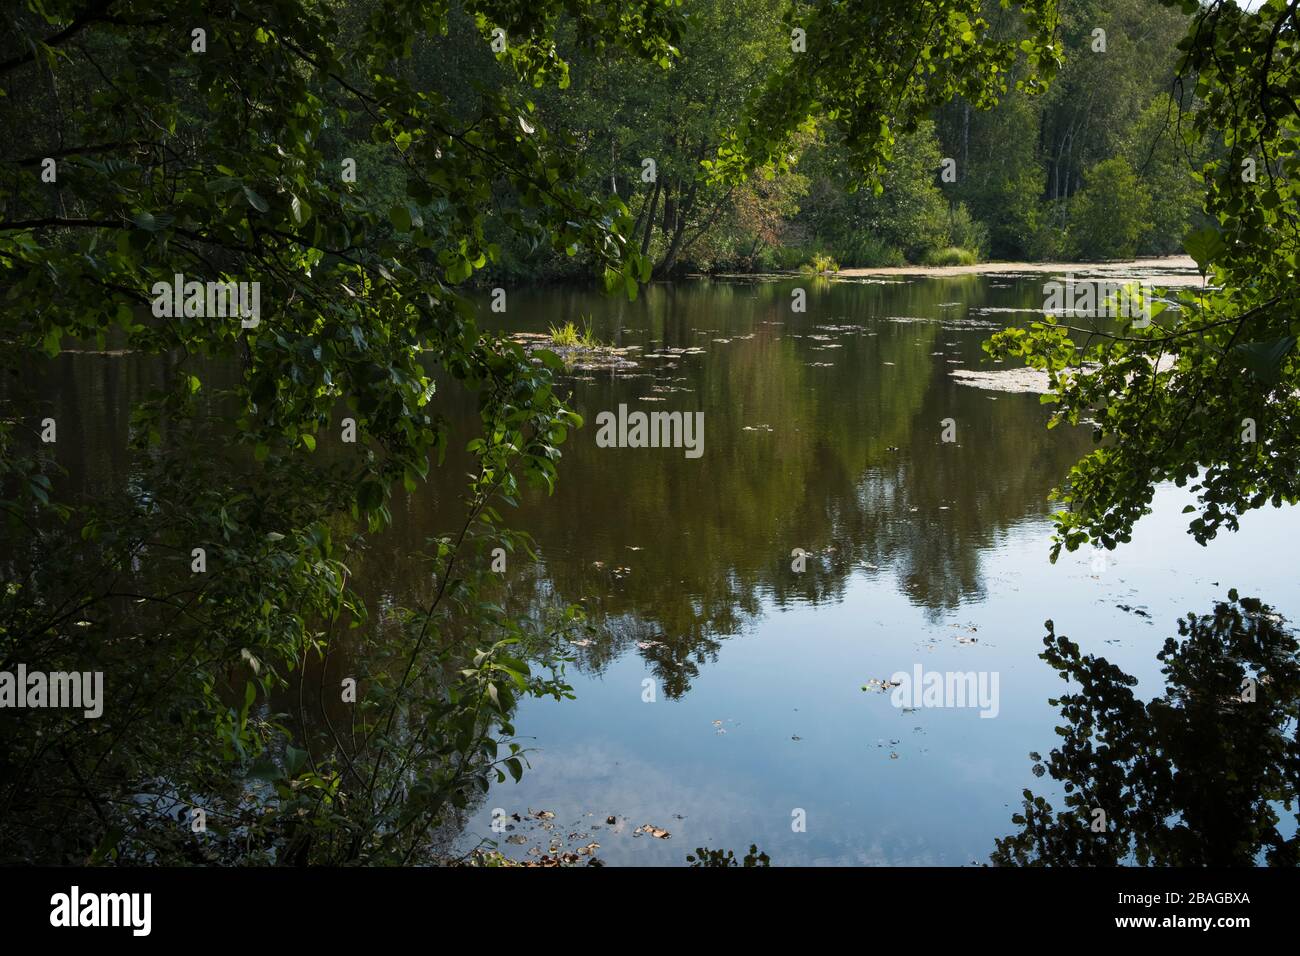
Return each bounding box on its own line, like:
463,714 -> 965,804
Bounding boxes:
661,180 -> 676,232
640,179 -> 661,256
657,178 -> 702,275
962,101 -> 970,171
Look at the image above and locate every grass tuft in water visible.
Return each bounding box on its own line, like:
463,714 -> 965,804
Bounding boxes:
549,315 -> 602,348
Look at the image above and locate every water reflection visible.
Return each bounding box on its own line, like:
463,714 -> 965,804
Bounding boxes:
29,276 -> 1103,696
368,276 -> 1103,696
27,270 -> 1289,866
992,592 -> 1300,867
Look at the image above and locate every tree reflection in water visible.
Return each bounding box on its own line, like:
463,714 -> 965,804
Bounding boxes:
992,592 -> 1300,866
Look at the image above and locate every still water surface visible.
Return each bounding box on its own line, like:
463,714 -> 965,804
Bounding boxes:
41,267 -> 1300,865
450,270 -> 1300,865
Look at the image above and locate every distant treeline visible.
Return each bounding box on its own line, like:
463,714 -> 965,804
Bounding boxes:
417,0 -> 1208,276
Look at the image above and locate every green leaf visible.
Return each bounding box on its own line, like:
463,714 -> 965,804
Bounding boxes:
534,348 -> 564,370
445,257 -> 472,283
1183,227 -> 1225,273
205,176 -> 241,194
357,479 -> 385,512
1233,336 -> 1296,385
285,745 -> 308,777
242,186 -> 270,213
130,210 -> 172,232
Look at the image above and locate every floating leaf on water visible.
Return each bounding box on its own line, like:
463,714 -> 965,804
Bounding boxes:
863,678 -> 901,692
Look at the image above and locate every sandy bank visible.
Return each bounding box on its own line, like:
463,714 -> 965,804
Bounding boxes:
834,255 -> 1203,287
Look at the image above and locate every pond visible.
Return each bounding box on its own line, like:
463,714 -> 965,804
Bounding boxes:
452,269 -> 1300,865
36,267 -> 1300,865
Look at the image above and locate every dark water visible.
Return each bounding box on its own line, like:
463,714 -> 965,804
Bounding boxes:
33,270 -> 1300,865
451,272 -> 1300,865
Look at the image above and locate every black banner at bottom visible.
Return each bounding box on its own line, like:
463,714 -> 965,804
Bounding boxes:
0,865 -> 1286,941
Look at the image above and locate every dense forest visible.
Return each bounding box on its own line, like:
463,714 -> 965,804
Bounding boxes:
409,0 -> 1204,277
2,0 -> 1299,872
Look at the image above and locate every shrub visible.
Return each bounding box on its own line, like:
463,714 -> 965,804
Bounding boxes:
922,246 -> 979,266
944,202 -> 990,258
1067,157 -> 1154,261
799,251 -> 840,274
833,234 -> 907,268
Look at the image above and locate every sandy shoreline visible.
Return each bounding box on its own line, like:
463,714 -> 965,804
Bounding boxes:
833,255 -> 1204,286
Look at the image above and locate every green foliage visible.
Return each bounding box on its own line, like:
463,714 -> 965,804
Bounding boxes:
922,246 -> 979,267
479,0 -> 1196,274
824,234 -> 907,269
987,0 -> 1300,559
710,0 -> 1060,187
935,0 -> 1194,260
548,317 -> 601,347
485,0 -> 1196,275
709,163 -> 811,271
516,0 -> 792,278
1066,157 -> 1153,260
943,94 -> 1047,259
1122,94 -> 1207,255
0,0 -> 677,864
794,124 -> 953,264
799,252 -> 839,274
942,202 -> 989,259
